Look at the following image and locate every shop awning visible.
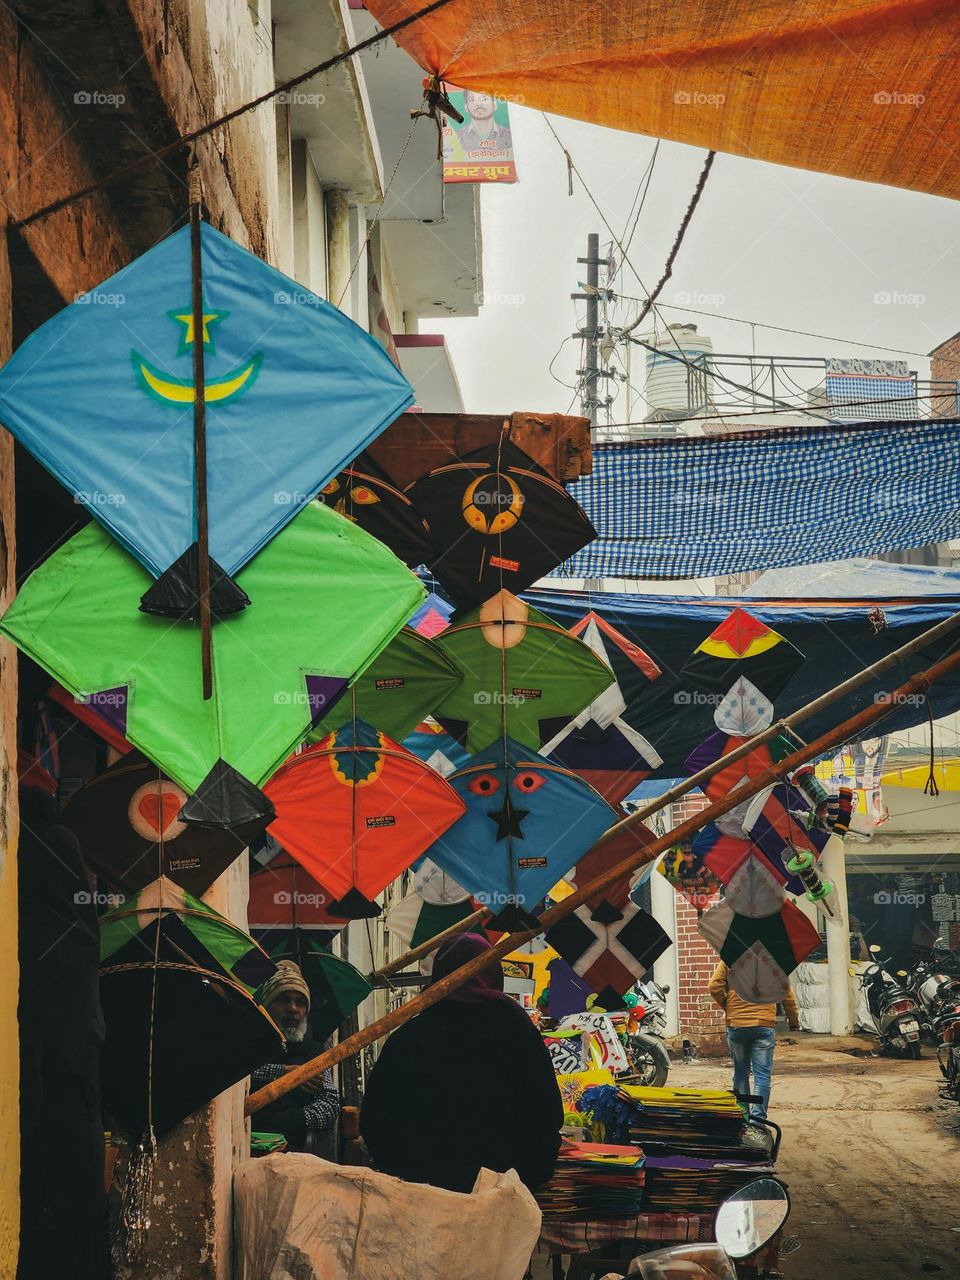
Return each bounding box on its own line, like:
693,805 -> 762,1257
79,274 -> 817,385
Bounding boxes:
367,0 -> 960,200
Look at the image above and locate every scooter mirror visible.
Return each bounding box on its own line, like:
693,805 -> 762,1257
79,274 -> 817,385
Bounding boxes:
848,967 -> 856,977
898,970 -> 908,977
662,985 -> 671,994
870,944 -> 882,954
714,1177 -> 791,1260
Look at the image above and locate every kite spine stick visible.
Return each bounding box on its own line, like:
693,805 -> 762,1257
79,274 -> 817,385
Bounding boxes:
190,197 -> 213,701
246,629 -> 960,1113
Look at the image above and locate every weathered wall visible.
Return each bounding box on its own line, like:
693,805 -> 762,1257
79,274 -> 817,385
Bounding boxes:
930,333 -> 960,418
0,231 -> 19,1280
0,1 -> 282,1272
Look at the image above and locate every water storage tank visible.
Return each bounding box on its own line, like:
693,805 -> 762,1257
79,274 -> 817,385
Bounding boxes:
641,323 -> 714,421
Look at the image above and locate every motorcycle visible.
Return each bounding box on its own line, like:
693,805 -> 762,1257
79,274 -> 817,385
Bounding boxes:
550,980 -> 672,1087
906,952 -> 960,1043
857,945 -> 923,1057
937,1003 -> 960,1101
907,938 -> 960,1097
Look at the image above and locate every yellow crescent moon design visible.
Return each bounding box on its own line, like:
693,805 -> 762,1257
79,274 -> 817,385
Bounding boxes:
135,352 -> 262,405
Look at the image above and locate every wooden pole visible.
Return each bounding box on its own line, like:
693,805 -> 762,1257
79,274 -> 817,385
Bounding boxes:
247,641 -> 960,1115
369,607 -> 960,981
190,197 -> 213,701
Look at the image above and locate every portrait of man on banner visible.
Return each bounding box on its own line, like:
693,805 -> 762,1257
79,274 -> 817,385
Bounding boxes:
443,87 -> 518,184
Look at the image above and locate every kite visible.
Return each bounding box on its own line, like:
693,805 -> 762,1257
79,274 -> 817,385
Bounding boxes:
680,609 -> 803,720
406,438 -> 596,610
0,500 -> 424,826
567,819 -> 659,919
384,892 -> 481,954
409,592 -> 454,638
657,840 -> 722,912
310,627 -> 463,744
433,591 -> 615,754
0,221 -> 413,605
61,752 -> 254,898
263,722 -> 467,918
684,731 -> 793,806
741,783 -> 831,877
401,719 -> 471,777
318,451 -> 433,570
411,856 -> 471,904
248,850 -> 350,952
423,736 -> 616,930
48,681 -> 133,756
541,612 -> 663,804
698,898 -> 821,1003
98,877 -> 281,1140
546,902 -> 671,1011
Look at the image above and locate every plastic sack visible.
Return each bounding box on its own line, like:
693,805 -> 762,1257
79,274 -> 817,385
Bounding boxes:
234,1154 -> 542,1280
627,1244 -> 737,1279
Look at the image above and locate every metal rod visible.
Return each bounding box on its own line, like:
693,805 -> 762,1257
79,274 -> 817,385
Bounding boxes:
246,640 -> 960,1115
190,200 -> 213,701
367,607 -> 960,980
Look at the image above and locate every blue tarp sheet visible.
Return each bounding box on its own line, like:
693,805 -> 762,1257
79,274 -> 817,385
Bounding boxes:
525,587 -> 960,779
559,423 -> 960,579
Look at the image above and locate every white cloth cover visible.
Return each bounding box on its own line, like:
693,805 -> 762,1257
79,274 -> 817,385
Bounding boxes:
234,1155 -> 542,1280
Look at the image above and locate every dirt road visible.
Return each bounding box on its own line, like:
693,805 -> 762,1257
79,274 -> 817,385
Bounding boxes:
672,1038 -> 960,1280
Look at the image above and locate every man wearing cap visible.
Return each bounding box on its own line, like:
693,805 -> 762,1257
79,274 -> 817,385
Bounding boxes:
252,961 -> 340,1153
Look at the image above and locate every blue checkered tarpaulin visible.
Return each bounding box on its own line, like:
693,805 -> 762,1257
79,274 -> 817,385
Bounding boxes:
558,419 -> 960,580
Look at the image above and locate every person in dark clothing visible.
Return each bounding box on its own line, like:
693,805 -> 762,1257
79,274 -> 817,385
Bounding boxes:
17,774 -> 110,1280
251,961 -> 340,1153
360,933 -> 563,1194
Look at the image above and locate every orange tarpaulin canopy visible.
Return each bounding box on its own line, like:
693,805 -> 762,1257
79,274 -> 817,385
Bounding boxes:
367,0 -> 960,200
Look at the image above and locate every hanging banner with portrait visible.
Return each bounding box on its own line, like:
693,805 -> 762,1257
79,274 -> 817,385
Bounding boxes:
442,86 -> 518,184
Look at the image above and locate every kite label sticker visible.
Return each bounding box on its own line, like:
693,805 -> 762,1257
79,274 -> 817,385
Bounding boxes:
365,815 -> 397,828
169,856 -> 202,872
517,856 -> 548,868
512,686 -> 542,700
490,555 -> 520,572
375,678 -> 405,690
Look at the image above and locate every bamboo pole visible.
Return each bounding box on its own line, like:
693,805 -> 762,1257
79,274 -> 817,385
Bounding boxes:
370,606 -> 960,981
247,640 -> 960,1115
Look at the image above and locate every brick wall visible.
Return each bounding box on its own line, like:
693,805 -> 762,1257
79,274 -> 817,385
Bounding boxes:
670,796 -> 728,1056
930,333 -> 960,417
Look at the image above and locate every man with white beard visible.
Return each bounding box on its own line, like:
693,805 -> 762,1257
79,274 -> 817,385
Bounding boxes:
252,961 -> 340,1153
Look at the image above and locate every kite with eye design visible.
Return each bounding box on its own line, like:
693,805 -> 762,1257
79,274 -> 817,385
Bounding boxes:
406,439 -> 596,609
423,735 -> 616,931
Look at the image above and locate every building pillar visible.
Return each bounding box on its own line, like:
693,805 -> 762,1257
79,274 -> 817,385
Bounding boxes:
0,231 -> 20,1277
113,858 -> 250,1280
325,189 -> 351,312
822,836 -> 853,1035
650,864 -> 680,1037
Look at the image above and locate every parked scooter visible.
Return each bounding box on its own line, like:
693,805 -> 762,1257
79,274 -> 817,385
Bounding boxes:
857,945 -> 923,1057
907,938 -> 960,1098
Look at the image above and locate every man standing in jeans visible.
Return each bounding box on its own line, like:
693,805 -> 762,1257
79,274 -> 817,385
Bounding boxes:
708,961 -> 800,1120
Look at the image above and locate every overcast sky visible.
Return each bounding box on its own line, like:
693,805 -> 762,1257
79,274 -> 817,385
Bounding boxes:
426,105 -> 960,418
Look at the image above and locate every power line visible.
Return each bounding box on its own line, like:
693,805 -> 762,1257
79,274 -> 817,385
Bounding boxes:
619,297 -> 931,359
619,150 -> 716,336
16,0 -> 452,228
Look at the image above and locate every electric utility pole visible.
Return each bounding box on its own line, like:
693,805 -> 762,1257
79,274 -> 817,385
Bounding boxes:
572,233 -> 614,435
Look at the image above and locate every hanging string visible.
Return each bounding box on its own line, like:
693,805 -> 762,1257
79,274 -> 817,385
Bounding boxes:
16,0 -> 454,229
336,110 -> 425,310
924,693 -> 940,797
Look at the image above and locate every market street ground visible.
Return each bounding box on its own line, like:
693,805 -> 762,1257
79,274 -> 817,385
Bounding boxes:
672,1039 -> 960,1280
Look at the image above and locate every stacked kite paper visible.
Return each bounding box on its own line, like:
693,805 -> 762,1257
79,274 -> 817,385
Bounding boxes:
615,1085 -> 773,1216
535,1141 -> 646,1220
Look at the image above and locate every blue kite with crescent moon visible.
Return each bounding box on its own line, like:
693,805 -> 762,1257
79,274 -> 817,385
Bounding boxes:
0,221 -> 414,589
